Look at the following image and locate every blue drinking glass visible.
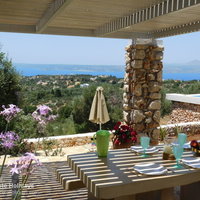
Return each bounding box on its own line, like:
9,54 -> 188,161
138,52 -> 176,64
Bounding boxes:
140,136 -> 150,157
178,133 -> 187,147
173,144 -> 184,168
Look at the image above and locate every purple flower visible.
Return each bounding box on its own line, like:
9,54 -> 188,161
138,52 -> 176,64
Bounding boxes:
0,104 -> 21,122
9,152 -> 41,176
1,140 -> 15,149
32,105 -> 56,134
32,111 -> 40,121
37,105 -> 52,116
10,164 -> 19,175
24,152 -> 41,165
47,115 -> 57,121
0,131 -> 19,149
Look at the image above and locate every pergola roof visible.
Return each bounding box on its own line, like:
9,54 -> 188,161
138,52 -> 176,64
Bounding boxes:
0,0 -> 200,39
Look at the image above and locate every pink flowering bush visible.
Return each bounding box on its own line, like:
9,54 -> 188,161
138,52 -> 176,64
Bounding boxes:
9,153 -> 41,200
9,152 -> 41,176
32,105 -> 57,154
0,104 -> 21,123
0,131 -> 20,177
0,104 -> 42,199
36,105 -> 52,116
32,105 -> 57,135
0,104 -> 21,177
0,131 -> 19,150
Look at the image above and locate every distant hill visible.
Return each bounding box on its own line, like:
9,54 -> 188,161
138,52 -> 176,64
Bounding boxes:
186,60 -> 200,66
14,62 -> 200,75
164,61 -> 200,73
13,63 -> 125,78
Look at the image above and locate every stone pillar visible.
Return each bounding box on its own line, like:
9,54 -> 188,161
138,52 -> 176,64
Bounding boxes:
123,39 -> 163,144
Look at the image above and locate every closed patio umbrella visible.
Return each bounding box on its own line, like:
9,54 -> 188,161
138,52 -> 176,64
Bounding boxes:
89,86 -> 110,130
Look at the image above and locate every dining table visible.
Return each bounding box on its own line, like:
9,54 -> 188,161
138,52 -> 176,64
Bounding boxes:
67,145 -> 200,200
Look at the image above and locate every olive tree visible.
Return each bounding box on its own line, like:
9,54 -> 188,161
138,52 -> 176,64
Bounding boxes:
0,51 -> 21,106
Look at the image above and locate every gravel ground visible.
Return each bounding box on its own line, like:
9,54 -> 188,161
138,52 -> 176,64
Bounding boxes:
0,144 -> 92,165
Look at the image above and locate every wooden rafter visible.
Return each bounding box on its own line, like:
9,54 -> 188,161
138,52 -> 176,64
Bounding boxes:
103,31 -> 152,39
150,20 -> 200,38
95,0 -> 200,37
0,24 -> 35,34
43,27 -> 95,37
36,0 -> 73,33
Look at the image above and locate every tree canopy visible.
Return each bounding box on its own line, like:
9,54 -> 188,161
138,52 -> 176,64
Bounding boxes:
0,51 -> 21,106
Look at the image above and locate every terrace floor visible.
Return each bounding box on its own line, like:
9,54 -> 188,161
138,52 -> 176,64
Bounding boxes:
0,144 -> 90,200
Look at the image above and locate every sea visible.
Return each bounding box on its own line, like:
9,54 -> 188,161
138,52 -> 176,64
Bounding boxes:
14,63 -> 200,81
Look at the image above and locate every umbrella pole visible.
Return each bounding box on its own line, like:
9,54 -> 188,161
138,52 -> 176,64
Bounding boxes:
99,123 -> 102,130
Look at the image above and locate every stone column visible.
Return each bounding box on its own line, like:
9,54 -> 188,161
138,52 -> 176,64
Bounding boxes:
123,39 -> 163,144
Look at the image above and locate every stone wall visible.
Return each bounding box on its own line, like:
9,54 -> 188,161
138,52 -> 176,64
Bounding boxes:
168,101 -> 200,124
27,134 -> 94,149
160,122 -> 200,138
123,39 -> 163,144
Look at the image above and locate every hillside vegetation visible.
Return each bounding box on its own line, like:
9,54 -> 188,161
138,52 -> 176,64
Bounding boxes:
18,76 -> 200,138
1,53 -> 200,139
12,74 -> 124,138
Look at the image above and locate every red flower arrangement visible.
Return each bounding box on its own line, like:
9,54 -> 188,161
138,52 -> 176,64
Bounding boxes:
112,122 -> 137,147
190,140 -> 200,156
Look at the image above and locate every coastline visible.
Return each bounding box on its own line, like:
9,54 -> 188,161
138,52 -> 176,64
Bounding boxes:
14,63 -> 200,81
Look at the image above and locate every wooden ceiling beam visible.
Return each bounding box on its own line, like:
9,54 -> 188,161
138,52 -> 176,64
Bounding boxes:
95,0 -> 200,37
42,26 -> 95,37
150,20 -> 200,38
0,24 -> 35,34
36,0 -> 73,33
103,31 -> 152,39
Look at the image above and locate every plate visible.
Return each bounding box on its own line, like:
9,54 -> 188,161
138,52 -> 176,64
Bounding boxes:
172,140 -> 200,150
133,163 -> 167,176
130,146 -> 159,154
181,157 -> 200,169
183,142 -> 191,150
171,142 -> 191,150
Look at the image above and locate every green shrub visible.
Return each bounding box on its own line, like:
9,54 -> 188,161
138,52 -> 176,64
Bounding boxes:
58,103 -> 73,119
46,117 -> 76,136
54,89 -> 62,97
12,113 -> 37,139
41,139 -> 57,156
159,127 -> 167,141
161,89 -> 172,117
0,51 -> 21,107
23,105 -> 37,115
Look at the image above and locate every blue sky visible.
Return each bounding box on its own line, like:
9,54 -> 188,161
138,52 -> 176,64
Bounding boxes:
0,31 -> 199,65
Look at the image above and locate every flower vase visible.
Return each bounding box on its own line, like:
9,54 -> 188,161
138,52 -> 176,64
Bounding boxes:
112,138 -> 133,149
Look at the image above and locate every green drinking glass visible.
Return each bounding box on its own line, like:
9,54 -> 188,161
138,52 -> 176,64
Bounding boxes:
178,133 -> 187,147
173,144 -> 184,168
140,136 -> 150,157
93,130 -> 110,157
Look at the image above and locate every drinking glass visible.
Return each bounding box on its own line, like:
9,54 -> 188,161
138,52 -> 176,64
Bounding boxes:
178,133 -> 187,147
173,144 -> 184,168
140,136 -> 150,157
